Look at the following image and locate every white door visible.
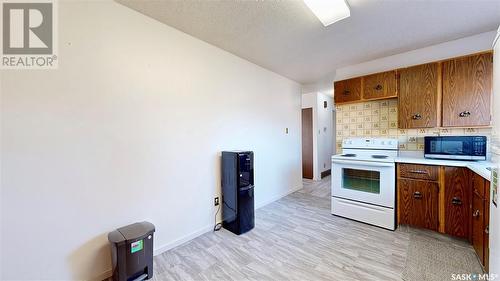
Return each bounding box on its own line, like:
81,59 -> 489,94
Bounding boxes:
332,159 -> 395,208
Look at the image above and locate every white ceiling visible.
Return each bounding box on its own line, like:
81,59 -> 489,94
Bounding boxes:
117,0 -> 500,84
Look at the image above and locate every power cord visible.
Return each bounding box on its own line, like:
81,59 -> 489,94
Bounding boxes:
213,202 -> 222,231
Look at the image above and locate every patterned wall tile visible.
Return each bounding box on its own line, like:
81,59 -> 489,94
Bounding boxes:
335,98 -> 492,151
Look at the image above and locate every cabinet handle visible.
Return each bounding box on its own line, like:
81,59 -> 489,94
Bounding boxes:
459,111 -> 471,117
343,90 -> 351,95
485,226 -> 489,234
374,84 -> 383,91
473,210 -> 480,217
412,114 -> 422,120
451,197 -> 462,205
413,191 -> 423,199
409,170 -> 429,175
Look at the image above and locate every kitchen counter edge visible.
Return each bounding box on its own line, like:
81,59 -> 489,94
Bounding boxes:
395,157 -> 493,181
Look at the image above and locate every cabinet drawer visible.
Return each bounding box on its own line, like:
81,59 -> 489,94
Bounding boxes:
399,164 -> 439,181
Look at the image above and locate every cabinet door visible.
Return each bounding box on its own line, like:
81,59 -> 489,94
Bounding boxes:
398,63 -> 439,129
398,179 -> 439,230
363,71 -> 397,100
444,167 -> 470,238
334,77 -> 362,104
484,180 -> 490,271
398,178 -> 413,225
472,189 -> 485,265
411,180 -> 439,231
442,53 -> 493,127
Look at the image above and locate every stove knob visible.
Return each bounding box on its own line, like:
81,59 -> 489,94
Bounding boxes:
381,141 -> 385,145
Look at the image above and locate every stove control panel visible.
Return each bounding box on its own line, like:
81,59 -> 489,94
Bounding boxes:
342,138 -> 398,150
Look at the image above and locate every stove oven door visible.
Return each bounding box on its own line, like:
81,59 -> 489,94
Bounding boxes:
332,159 -> 395,208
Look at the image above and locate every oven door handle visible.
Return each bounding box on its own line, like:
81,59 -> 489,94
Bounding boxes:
332,159 -> 395,167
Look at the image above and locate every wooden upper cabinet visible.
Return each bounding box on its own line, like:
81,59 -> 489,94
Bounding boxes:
363,71 -> 397,100
334,77 -> 362,104
398,63 -> 439,129
442,52 -> 493,127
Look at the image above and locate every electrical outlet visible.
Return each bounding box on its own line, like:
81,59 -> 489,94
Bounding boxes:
214,197 -> 219,206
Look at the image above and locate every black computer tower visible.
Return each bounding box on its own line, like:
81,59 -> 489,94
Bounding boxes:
221,151 -> 254,235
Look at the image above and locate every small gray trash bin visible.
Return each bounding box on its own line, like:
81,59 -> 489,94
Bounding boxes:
108,221 -> 155,281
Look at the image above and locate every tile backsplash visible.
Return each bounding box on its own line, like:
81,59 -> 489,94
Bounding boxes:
335,98 -> 492,151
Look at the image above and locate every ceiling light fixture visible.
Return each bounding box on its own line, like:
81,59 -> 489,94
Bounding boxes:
303,0 -> 351,27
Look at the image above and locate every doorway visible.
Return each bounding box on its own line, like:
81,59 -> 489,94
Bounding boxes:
302,108 -> 313,179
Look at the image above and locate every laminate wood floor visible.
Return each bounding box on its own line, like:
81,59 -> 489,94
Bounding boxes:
153,176 -> 481,281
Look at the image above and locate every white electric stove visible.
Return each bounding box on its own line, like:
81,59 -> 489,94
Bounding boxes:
331,138 -> 398,230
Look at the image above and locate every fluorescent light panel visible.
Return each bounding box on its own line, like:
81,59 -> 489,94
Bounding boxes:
303,0 -> 350,27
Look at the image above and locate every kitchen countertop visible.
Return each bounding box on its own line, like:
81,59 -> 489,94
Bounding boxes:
395,151 -> 494,181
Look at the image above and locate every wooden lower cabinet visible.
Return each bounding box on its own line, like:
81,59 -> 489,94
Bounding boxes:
398,178 -> 412,225
471,172 -> 490,271
398,179 -> 439,230
472,189 -> 485,264
444,167 -> 470,239
398,164 -> 490,271
485,180 -> 490,272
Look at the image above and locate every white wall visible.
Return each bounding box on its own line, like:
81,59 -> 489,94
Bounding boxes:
301,71 -> 336,95
301,93 -> 333,180
0,1 -> 303,280
489,26 -> 500,277
316,93 -> 334,175
0,70 -> 3,280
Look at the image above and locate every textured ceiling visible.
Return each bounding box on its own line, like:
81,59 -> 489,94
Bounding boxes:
116,0 -> 500,84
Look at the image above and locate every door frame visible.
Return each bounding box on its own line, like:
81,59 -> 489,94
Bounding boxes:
302,107 -> 314,179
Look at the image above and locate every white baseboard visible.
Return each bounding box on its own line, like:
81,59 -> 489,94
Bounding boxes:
255,185 -> 302,209
154,185 -> 302,256
153,224 -> 213,256
91,185 -> 302,280
89,268 -> 112,281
